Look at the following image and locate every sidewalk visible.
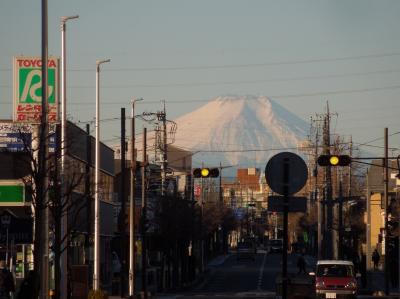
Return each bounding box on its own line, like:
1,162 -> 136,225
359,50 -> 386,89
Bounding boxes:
359,270 -> 400,296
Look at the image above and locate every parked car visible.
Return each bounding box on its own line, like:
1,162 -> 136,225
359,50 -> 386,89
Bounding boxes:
268,239 -> 283,253
309,260 -> 360,299
236,241 -> 256,261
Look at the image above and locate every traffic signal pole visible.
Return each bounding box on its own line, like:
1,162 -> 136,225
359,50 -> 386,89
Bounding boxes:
323,104 -> 333,259
338,175 -> 343,259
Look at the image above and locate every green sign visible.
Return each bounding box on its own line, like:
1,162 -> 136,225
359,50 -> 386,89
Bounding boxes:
13,56 -> 59,123
18,68 -> 56,104
0,185 -> 24,203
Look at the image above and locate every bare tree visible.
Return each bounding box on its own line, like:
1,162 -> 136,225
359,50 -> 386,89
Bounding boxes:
4,125 -> 91,299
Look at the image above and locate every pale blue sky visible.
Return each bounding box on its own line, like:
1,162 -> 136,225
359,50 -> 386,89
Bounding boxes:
1,0 -> 400,157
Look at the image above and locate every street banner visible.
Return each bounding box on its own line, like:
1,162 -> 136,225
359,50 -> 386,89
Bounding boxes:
13,56 -> 60,123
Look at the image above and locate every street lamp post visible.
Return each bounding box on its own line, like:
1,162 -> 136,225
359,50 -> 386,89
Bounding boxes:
60,15 -> 78,299
94,59 -> 110,291
129,98 -> 143,296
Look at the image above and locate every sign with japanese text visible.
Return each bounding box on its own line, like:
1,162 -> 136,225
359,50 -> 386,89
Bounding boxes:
0,122 -> 57,152
0,123 -> 33,152
13,56 -> 60,123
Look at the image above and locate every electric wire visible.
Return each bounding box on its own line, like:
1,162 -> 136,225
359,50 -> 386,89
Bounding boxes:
2,51 -> 398,72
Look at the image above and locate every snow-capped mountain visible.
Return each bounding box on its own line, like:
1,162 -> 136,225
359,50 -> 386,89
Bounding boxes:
171,95 -> 309,171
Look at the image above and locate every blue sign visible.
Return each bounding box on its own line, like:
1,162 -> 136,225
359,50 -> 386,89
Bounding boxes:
0,124 -> 57,153
0,132 -> 32,152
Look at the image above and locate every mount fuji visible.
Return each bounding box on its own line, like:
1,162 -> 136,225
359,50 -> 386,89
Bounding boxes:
171,95 -> 309,172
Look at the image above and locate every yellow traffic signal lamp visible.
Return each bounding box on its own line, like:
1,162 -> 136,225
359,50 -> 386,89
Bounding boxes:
193,168 -> 220,178
317,155 -> 352,166
201,168 -> 210,177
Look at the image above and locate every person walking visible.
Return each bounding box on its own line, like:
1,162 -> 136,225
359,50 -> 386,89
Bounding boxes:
0,261 -> 15,299
372,249 -> 380,270
297,253 -> 307,274
17,270 -> 39,299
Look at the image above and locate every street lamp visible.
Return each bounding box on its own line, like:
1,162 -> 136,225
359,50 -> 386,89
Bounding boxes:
94,58 -> 110,291
129,98 -> 143,296
60,15 -> 78,299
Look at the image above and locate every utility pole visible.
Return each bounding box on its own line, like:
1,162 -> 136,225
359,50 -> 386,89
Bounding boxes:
40,1 -> 49,297
384,128 -> 389,295
120,108 -> 127,297
141,127 -> 148,299
60,15 -> 78,299
129,99 -> 142,297
85,124 -> 91,268
314,128 -> 322,259
160,104 -> 167,196
338,172 -> 343,259
311,115 -> 324,259
323,103 -> 333,259
219,162 -> 223,203
348,136 -> 353,198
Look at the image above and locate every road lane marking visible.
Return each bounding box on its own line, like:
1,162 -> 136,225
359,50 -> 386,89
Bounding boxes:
257,252 -> 267,291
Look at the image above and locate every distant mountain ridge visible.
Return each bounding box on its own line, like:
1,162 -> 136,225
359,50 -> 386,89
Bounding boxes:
171,95 -> 309,171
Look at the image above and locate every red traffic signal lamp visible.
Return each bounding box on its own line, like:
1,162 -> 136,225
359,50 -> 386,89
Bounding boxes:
317,155 -> 351,166
193,168 -> 220,178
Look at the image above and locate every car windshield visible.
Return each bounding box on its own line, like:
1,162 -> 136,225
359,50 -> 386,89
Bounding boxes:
238,242 -> 252,248
270,240 -> 282,246
317,264 -> 354,277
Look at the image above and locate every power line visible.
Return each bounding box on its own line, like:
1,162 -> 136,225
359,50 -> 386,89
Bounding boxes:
37,51 -> 400,72
3,68 -> 399,89
356,131 -> 400,147
2,51 -> 399,73
2,83 -> 396,107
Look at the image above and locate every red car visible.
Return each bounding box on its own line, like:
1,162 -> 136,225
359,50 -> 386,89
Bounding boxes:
309,260 -> 360,299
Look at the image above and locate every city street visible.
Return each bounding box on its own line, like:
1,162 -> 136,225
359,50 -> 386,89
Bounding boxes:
153,250 -> 316,299
1,3 -> 400,298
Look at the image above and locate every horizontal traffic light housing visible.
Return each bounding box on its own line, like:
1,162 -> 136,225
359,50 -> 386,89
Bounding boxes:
193,168 -> 220,178
317,155 -> 352,166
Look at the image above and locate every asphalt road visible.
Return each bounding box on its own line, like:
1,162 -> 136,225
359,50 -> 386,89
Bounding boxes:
151,251 -> 396,299
165,250 -> 315,298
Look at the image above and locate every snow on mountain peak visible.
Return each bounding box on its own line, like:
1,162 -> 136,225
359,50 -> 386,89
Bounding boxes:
171,95 -> 309,169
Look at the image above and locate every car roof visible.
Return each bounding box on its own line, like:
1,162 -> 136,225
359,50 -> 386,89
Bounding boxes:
317,260 -> 354,266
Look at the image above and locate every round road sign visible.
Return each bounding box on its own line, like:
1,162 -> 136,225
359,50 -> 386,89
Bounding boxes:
265,152 -> 308,195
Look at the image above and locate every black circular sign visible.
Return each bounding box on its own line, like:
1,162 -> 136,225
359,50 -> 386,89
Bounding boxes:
265,152 -> 308,195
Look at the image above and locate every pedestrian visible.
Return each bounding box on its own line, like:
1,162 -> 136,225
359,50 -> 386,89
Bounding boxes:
0,260 -> 15,299
17,270 -> 39,299
372,249 -> 380,270
297,253 -> 307,274
352,253 -> 360,274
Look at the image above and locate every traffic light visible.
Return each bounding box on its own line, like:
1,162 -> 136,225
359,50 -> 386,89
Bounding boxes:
317,155 -> 352,166
193,168 -> 220,178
